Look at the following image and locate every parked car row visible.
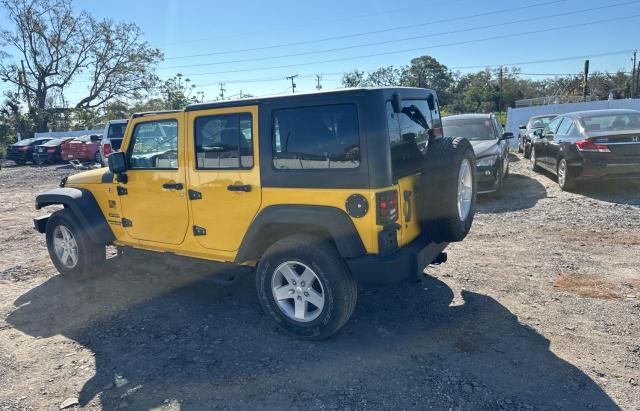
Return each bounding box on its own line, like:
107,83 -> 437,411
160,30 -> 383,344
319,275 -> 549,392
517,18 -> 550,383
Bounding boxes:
4,119 -> 129,167
528,109 -> 640,191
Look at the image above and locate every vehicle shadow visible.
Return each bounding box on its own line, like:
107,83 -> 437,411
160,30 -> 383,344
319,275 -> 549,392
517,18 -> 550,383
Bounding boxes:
477,173 -> 547,214
7,256 -> 619,410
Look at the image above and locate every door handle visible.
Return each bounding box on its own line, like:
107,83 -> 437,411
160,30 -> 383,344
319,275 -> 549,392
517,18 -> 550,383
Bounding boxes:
227,184 -> 252,192
162,182 -> 184,190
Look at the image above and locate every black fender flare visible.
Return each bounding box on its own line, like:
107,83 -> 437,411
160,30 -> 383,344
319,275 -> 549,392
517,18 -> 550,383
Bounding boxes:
235,205 -> 366,264
35,187 -> 115,244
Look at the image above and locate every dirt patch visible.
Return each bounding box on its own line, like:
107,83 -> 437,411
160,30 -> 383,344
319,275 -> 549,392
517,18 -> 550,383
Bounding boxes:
553,273 -> 622,300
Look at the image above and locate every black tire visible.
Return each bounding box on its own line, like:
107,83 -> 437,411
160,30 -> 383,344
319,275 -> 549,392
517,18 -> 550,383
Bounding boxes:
530,147 -> 542,172
14,159 -> 26,166
417,137 -> 477,243
557,158 -> 577,191
524,143 -> 531,159
94,151 -> 101,164
256,235 -> 357,340
493,166 -> 504,198
45,209 -> 106,280
517,139 -> 523,153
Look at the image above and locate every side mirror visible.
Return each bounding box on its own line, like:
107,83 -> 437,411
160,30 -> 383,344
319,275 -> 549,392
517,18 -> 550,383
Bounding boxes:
533,129 -> 543,137
108,151 -> 127,174
391,92 -> 402,114
501,132 -> 515,141
90,134 -> 101,142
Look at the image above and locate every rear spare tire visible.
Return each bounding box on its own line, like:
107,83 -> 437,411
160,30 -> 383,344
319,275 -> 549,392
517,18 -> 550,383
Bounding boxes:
417,137 -> 477,243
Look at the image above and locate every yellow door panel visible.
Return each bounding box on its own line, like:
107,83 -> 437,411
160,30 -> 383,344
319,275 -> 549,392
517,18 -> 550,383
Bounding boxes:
186,106 -> 262,252
119,113 -> 190,245
396,174 -> 421,246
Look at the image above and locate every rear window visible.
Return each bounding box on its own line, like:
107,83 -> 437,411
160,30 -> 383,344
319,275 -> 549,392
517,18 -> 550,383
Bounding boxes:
442,118 -> 496,141
580,113 -> 640,132
13,139 -> 33,146
272,104 -> 360,170
108,123 -> 127,139
528,116 -> 556,129
387,99 -> 433,180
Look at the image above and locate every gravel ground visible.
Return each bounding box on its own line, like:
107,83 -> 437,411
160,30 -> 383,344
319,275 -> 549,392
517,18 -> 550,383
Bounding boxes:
0,156 -> 639,410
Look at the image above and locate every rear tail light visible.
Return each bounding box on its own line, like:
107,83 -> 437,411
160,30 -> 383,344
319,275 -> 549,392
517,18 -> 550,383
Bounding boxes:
376,190 -> 398,226
17,147 -> 29,152
576,139 -> 610,153
47,148 -> 56,153
103,143 -> 112,157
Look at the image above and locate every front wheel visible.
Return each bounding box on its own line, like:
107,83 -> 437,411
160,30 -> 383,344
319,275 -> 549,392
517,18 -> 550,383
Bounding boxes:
256,235 -> 357,340
46,209 -> 106,280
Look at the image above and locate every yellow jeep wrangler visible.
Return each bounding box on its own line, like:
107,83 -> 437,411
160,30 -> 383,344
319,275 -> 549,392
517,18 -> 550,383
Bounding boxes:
34,88 -> 477,339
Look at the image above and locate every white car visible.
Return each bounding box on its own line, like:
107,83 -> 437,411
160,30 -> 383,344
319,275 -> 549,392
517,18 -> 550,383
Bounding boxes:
99,119 -> 129,166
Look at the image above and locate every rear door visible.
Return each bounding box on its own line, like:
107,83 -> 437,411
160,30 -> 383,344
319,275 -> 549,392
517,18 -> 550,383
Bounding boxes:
119,113 -> 190,244
186,105 -> 262,252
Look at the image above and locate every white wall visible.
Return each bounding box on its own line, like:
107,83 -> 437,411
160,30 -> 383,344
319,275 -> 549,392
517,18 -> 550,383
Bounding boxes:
34,129 -> 103,139
505,99 -> 640,147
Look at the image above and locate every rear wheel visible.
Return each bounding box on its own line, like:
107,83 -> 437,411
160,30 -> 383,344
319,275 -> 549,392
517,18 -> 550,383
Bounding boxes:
557,158 -> 577,191
14,159 -> 26,166
94,151 -> 101,164
46,209 -> 106,280
256,235 -> 357,340
417,137 -> 477,243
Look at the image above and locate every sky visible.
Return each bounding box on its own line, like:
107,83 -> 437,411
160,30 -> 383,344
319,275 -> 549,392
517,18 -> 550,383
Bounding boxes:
1,0 -> 640,105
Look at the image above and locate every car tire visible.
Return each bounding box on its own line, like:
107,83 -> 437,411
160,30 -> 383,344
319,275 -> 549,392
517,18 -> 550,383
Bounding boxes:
94,152 -> 101,164
517,140 -> 523,153
530,147 -> 542,172
524,143 -> 531,159
417,137 -> 477,243
46,209 -> 106,280
493,166 -> 504,198
557,158 -> 577,191
14,160 -> 26,166
255,235 -> 357,340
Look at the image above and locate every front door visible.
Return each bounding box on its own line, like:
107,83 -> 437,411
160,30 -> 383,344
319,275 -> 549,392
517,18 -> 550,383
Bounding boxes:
119,113 -> 190,245
186,106 -> 262,252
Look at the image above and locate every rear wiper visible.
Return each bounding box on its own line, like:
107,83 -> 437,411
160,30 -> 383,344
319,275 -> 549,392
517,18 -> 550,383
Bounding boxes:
401,105 -> 430,131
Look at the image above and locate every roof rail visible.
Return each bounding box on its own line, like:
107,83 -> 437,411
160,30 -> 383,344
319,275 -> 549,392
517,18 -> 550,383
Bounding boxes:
131,110 -> 182,118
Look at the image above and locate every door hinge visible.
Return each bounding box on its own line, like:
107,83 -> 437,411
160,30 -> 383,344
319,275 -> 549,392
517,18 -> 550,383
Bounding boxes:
122,218 -> 133,228
188,189 -> 202,200
117,186 -> 128,196
193,225 -> 207,236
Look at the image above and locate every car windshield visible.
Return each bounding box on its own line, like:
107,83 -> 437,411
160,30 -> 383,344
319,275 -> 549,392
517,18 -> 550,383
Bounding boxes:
41,139 -> 62,147
443,118 -> 495,141
528,116 -> 556,129
580,113 -> 640,132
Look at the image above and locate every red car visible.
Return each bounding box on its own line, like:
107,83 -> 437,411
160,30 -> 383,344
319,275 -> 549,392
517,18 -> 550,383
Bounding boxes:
60,134 -> 102,162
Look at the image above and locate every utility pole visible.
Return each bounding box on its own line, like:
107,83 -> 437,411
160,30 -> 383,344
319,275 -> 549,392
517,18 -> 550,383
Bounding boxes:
286,74 -> 298,94
632,51 -> 637,99
219,82 -> 226,100
583,59 -> 590,102
315,74 -> 322,91
498,66 -> 503,112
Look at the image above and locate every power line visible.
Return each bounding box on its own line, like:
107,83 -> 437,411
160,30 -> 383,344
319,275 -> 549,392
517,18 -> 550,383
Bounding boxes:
175,14 -> 640,77
450,50 -> 634,70
163,0 -> 570,60
158,1 -> 638,71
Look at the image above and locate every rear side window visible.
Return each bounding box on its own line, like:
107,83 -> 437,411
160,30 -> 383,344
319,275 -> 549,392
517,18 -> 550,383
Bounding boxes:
195,113 -> 253,169
387,99 -> 432,180
556,118 -> 573,135
272,104 -> 360,170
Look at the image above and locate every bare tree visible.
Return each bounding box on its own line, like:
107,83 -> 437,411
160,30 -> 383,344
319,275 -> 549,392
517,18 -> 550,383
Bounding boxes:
0,0 -> 162,131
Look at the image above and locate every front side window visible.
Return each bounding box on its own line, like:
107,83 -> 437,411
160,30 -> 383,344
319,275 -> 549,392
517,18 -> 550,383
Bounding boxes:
128,119 -> 179,169
272,104 -> 360,170
195,113 -> 253,169
556,118 -> 573,135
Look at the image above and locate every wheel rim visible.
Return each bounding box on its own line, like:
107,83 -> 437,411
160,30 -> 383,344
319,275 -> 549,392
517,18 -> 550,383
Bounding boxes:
53,225 -> 79,269
530,148 -> 536,167
457,159 -> 473,222
558,160 -> 566,186
271,261 -> 325,323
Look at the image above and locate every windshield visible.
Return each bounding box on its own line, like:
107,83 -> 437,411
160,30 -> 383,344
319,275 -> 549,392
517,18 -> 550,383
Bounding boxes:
528,116 -> 556,130
443,118 -> 496,141
42,139 -> 62,147
580,113 -> 640,132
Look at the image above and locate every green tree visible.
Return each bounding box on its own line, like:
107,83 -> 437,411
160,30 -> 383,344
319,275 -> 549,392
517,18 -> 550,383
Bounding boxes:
161,74 -> 200,110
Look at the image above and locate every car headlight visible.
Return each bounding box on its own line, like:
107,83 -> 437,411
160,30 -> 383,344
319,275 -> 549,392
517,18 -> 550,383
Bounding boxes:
476,155 -> 498,167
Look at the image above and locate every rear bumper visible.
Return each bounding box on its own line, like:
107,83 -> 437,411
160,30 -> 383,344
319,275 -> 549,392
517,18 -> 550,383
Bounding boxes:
33,153 -> 57,163
578,157 -> 640,180
346,236 -> 449,285
6,152 -> 29,162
